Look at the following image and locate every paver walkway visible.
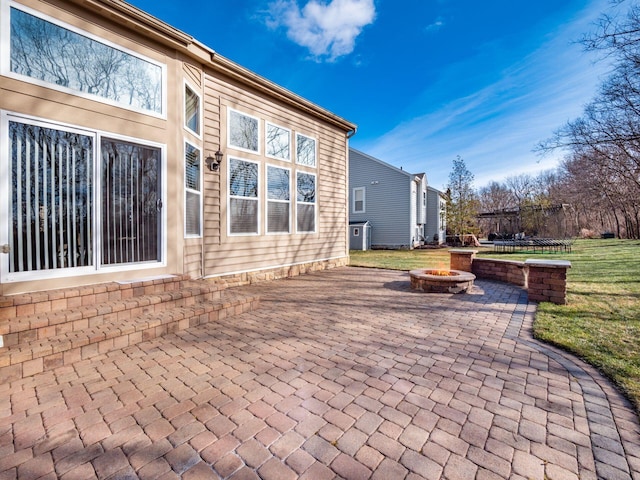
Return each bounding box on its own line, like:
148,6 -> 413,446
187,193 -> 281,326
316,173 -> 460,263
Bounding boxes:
1,267 -> 639,479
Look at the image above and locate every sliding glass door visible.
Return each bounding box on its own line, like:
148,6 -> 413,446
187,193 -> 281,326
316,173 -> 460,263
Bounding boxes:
4,116 -> 162,279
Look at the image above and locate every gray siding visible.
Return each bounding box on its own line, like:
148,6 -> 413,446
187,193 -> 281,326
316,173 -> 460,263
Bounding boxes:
349,149 -> 414,248
425,186 -> 446,244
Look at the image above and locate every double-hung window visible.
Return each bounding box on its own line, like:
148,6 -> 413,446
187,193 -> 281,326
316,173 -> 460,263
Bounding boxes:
229,158 -> 259,234
267,165 -> 290,233
296,172 -> 316,233
5,4 -> 165,116
184,142 -> 201,237
353,187 -> 365,213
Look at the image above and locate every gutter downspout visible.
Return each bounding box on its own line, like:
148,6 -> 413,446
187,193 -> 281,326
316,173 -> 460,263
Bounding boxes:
345,127 -> 357,259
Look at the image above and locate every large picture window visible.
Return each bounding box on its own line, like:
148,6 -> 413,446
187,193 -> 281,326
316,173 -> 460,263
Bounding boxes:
184,142 -> 201,237
296,133 -> 316,167
296,172 -> 316,233
228,109 -> 259,153
229,158 -> 259,234
7,6 -> 164,115
266,122 -> 290,161
267,165 -> 290,233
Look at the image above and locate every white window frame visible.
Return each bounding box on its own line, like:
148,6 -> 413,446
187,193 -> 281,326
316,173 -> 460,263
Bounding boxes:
353,186 -> 366,214
227,107 -> 260,155
184,141 -> 202,238
296,171 -> 317,234
1,1 -> 167,119
295,132 -> 317,167
0,110 -> 167,283
265,122 -> 291,162
183,80 -> 202,138
266,164 -> 291,234
228,157 -> 260,236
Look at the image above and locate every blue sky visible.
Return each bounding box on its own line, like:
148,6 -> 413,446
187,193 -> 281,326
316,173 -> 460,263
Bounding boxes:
128,0 -> 614,190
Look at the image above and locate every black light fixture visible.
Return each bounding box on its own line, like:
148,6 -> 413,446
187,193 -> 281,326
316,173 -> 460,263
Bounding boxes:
205,148 -> 224,172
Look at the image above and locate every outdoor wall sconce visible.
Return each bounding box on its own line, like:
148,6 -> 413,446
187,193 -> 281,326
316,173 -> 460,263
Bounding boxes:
205,148 -> 224,172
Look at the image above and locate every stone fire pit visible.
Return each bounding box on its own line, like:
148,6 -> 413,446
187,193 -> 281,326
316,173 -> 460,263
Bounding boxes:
409,269 -> 476,294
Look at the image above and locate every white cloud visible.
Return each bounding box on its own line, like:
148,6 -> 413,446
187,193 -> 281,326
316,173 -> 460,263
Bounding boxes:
266,0 -> 376,61
425,16 -> 445,33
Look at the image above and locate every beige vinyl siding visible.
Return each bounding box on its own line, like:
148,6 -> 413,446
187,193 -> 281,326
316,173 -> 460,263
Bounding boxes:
183,238 -> 203,278
201,74 -> 348,277
184,63 -> 202,88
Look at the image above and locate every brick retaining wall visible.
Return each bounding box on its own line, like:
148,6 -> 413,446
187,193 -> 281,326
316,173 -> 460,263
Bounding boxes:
472,258 -> 527,287
449,250 -> 570,305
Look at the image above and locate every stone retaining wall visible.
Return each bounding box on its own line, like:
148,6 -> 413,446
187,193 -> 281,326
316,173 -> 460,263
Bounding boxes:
472,258 -> 527,287
449,250 -> 571,305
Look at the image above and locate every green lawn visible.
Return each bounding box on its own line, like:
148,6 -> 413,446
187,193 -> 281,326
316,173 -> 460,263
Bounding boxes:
349,239 -> 640,414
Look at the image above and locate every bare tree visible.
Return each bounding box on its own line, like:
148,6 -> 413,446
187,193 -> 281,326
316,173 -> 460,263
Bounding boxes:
536,1 -> 640,238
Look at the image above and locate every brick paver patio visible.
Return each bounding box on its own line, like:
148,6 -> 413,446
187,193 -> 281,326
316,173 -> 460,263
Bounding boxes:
1,267 -> 639,479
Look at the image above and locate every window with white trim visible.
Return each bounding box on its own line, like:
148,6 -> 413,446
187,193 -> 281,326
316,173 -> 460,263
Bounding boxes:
353,187 -> 365,213
6,4 -> 165,115
228,109 -> 259,153
184,142 -> 201,237
266,165 -> 290,234
184,83 -> 201,136
265,122 -> 290,161
229,158 -> 259,234
296,172 -> 316,233
296,133 -> 316,167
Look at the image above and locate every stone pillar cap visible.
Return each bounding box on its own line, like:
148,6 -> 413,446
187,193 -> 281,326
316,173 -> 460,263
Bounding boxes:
524,259 -> 571,268
449,249 -> 478,254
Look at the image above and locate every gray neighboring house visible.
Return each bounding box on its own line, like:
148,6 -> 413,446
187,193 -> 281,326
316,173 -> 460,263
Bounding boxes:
425,186 -> 447,244
349,148 -> 428,249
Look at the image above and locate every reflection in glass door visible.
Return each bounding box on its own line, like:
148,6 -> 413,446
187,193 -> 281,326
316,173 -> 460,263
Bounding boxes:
9,121 -> 93,273
101,138 -> 161,265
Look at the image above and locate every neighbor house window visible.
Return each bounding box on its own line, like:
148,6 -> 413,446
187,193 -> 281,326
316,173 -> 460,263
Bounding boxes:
296,133 -> 316,167
296,172 -> 316,233
228,109 -> 259,153
266,122 -> 290,161
267,165 -> 290,233
353,187 -> 365,213
7,6 -> 164,115
229,158 -> 259,234
184,142 -> 201,237
184,83 -> 201,136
